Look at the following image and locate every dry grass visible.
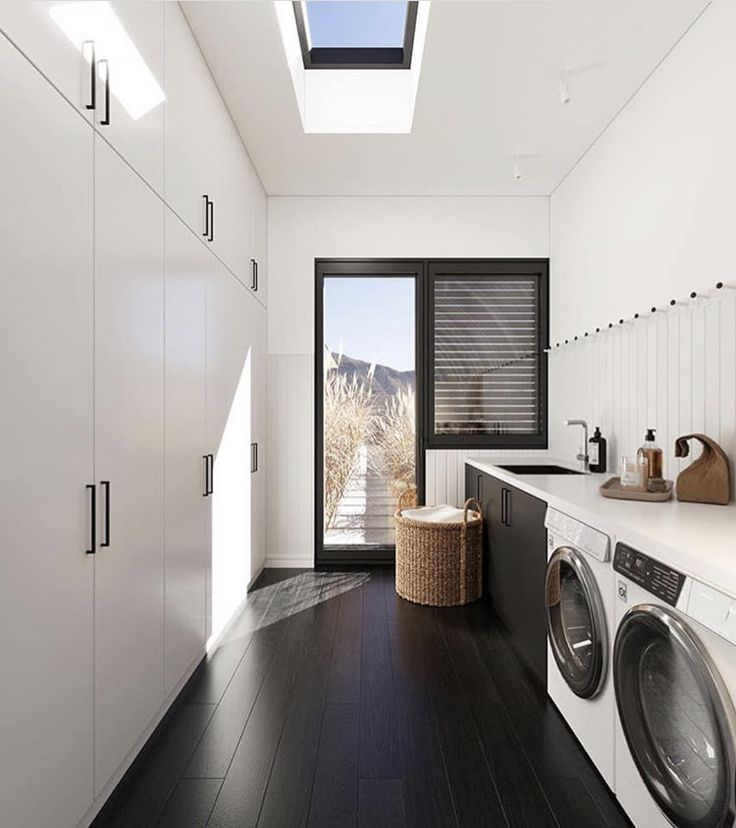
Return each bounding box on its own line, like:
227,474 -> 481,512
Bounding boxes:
370,388 -> 416,498
323,368 -> 374,531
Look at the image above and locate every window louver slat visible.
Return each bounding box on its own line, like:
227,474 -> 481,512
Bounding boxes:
432,274 -> 543,439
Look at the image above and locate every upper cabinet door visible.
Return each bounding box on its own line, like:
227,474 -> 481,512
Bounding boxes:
0,36 -> 95,828
0,2 -> 164,192
93,136 -> 165,794
165,3 -> 251,284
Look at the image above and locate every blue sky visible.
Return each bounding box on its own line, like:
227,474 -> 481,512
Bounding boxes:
324,277 -> 415,372
306,1 -> 408,48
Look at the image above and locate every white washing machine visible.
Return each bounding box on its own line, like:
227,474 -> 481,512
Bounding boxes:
544,508 -> 616,790
613,541 -> 736,828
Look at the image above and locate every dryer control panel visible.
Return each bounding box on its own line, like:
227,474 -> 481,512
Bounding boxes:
613,543 -> 686,606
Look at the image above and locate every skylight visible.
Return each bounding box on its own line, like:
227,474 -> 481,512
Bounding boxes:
293,1 -> 418,69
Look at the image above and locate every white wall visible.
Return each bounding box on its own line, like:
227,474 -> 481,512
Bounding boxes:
550,1 -> 736,477
267,196 -> 549,566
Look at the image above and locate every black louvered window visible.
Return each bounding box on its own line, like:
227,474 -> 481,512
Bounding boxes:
427,261 -> 548,449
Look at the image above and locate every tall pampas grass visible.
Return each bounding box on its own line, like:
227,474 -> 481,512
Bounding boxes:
370,388 -> 416,497
323,366 -> 374,531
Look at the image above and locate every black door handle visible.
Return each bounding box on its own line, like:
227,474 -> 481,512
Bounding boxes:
99,59 -> 110,125
208,199 -> 214,242
207,454 -> 214,495
202,455 -> 209,497
100,481 -> 111,547
86,484 -> 96,554
501,488 -> 511,527
251,442 -> 258,473
477,474 -> 483,501
83,40 -> 96,111
202,195 -> 210,238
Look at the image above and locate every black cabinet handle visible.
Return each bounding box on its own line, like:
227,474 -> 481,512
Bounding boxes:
208,200 -> 214,242
501,488 -> 512,527
477,474 -> 483,501
250,259 -> 258,292
202,454 -> 209,497
99,59 -> 110,126
251,442 -> 258,473
100,480 -> 111,547
207,453 -> 214,495
86,484 -> 96,554
83,40 -> 96,111
202,195 -> 210,238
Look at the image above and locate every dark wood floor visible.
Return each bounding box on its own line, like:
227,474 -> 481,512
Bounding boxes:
93,567 -> 631,828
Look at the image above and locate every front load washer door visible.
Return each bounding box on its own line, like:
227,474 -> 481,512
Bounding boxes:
545,546 -> 608,699
615,605 -> 736,828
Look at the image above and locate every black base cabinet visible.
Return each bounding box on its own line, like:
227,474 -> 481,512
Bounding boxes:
465,465 -> 548,687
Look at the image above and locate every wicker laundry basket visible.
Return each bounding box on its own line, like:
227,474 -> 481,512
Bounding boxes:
394,490 -> 483,607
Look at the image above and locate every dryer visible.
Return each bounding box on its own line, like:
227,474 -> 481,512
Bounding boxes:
544,508 -> 616,790
613,541 -> 736,828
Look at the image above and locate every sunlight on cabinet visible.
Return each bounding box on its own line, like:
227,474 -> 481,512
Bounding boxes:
210,349 -> 253,644
49,1 -> 164,119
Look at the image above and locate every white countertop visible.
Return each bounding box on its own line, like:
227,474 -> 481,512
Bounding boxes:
466,456 -> 736,599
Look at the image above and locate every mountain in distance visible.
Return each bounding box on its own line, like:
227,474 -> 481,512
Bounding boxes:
332,352 -> 415,399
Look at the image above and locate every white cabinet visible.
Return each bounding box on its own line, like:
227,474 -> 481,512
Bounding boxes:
250,304 -> 268,577
164,210 -> 209,696
93,137 -> 165,793
0,1 -> 165,192
0,36 -> 95,828
207,267 -> 256,640
165,3 -> 252,285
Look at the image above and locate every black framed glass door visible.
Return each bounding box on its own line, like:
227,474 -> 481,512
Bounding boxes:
315,260 -> 423,565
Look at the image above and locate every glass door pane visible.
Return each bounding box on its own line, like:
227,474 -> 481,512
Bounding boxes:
322,276 -> 416,549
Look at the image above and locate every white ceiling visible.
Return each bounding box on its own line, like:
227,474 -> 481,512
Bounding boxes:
183,1 -> 706,196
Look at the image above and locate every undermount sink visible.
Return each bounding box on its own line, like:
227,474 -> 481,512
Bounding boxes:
498,464 -> 584,475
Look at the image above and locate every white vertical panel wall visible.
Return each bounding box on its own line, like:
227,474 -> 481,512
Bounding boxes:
549,2 -> 736,485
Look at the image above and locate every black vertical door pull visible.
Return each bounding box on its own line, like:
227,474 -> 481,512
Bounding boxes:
207,454 -> 214,495
202,195 -> 210,239
100,481 -> 111,547
83,41 -> 96,110
86,484 -> 96,554
251,442 -> 258,473
500,488 -> 507,526
208,200 -> 214,242
99,59 -> 110,126
250,259 -> 259,292
501,488 -> 511,527
477,473 -> 483,501
202,455 -> 209,497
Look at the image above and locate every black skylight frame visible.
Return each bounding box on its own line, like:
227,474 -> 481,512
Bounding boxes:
293,1 -> 419,70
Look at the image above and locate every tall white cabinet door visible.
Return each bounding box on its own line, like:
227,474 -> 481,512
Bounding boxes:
207,268 -> 253,641
94,137 -> 165,794
250,304 -> 268,578
95,1 -> 165,194
164,210 -> 209,696
0,37 -> 94,828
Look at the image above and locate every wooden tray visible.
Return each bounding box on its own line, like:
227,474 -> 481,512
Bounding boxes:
600,477 -> 673,502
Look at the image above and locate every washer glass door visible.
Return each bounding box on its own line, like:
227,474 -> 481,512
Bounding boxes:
615,605 -> 736,828
545,547 -> 608,699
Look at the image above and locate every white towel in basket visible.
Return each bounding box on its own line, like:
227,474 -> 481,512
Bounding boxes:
400,504 -> 468,523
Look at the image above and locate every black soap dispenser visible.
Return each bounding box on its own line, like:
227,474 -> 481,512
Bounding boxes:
588,426 -> 607,473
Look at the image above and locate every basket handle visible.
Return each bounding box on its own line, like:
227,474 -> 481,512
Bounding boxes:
463,498 -> 482,523
397,488 -> 418,513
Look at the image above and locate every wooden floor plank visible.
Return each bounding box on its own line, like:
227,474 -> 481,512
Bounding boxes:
307,703 -> 359,828
358,778 -> 406,828
156,778 -> 222,828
